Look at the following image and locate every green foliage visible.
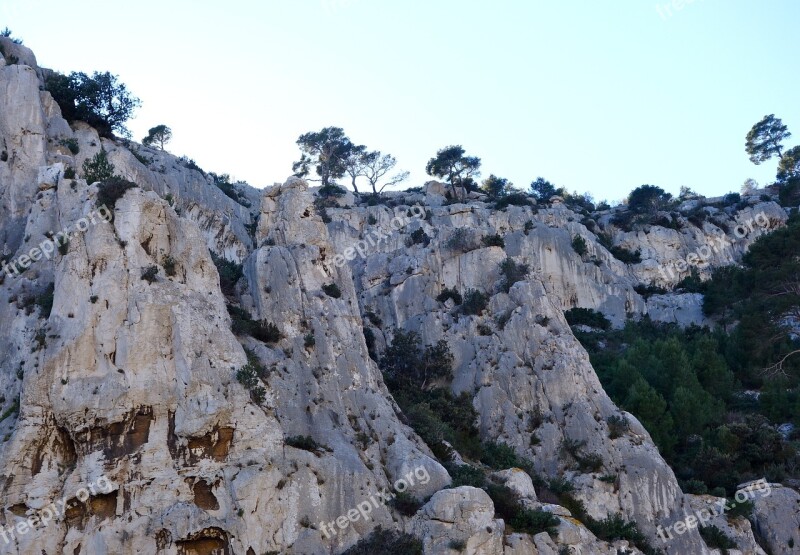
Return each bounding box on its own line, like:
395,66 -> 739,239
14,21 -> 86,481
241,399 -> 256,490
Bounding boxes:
141,266 -> 159,283
63,167 -> 76,179
341,527 -> 423,555
83,147 -> 116,184
446,228 -> 479,253
236,362 -> 266,404
572,235 -> 588,256
499,257 -> 529,293
746,114 -> 791,165
609,245 -> 642,263
426,145 -> 482,199
575,317 -> 799,495
293,127 -> 356,188
627,185 -> 672,215
46,71 -> 140,137
0,27 -> 23,44
699,525 -> 737,552
494,192 -> 532,210
210,253 -> 243,297
162,255 -> 177,277
304,332 -> 315,348
390,492 -> 424,516
381,329 -> 453,389
208,172 -> 250,206
462,289 -> 489,316
445,463 -> 486,487
606,415 -> 629,439
777,145 -> 800,182
436,286 -> 463,305
36,283 -> 55,319
285,435 -> 327,453
97,177 -> 137,210
406,228 -> 430,247
486,483 -> 559,536
482,234 -> 505,248
142,124 -> 172,150
481,174 -> 512,199
564,308 -> 611,330
227,304 -> 282,343
587,514 -> 652,552
322,283 -> 342,298
60,138 -> 80,154
529,177 -> 557,200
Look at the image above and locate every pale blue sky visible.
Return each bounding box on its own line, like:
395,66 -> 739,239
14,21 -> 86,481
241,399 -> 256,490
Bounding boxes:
3,0 -> 798,201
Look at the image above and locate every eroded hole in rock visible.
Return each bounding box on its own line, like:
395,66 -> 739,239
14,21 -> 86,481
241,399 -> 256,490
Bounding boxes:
77,407 -> 153,460
176,527 -> 230,555
186,427 -> 234,464
156,529 -> 172,550
192,480 -> 219,511
89,491 -> 117,519
8,503 -> 27,517
32,425 -> 77,476
140,235 -> 153,256
64,497 -> 86,530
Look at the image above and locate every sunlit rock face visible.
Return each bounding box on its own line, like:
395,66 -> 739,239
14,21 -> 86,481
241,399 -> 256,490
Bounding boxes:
0,37 -> 786,554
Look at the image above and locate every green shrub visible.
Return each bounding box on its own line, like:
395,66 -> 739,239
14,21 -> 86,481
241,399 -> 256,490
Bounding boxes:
494,192 -> 531,210
699,525 -> 737,552
609,245 -> 642,264
141,266 -> 158,283
562,438 -> 603,472
482,234 -> 505,248
445,463 -> 486,488
446,228 -> 479,253
285,435 -> 327,453
57,238 -> 69,256
63,167 -> 76,179
390,492 -> 424,516
381,329 -> 453,388
436,286 -> 463,305
322,283 -> 342,298
227,304 -> 282,343
210,253 -> 243,297
564,307 -> 611,330
97,177 -> 137,210
60,138 -> 80,154
36,283 -> 55,319
83,147 -> 116,184
572,235 -> 588,256
406,228 -> 431,247
486,483 -> 559,536
46,71 -> 140,137
462,289 -> 489,316
162,255 -> 177,277
499,258 -> 529,293
304,332 -> 315,348
236,363 -> 266,404
341,527 -> 423,555
606,415 -> 629,439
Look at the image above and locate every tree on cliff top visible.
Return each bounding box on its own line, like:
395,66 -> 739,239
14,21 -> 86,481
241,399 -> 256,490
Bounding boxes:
292,127 -> 356,188
46,71 -> 141,138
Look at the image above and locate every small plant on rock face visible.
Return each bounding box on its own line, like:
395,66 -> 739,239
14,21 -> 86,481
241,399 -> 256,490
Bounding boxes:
141,265 -> 158,283
285,435 -> 327,453
462,289 -> 489,316
436,286 -> 463,305
446,228 -> 479,253
63,167 -> 76,179
97,177 -> 137,210
162,255 -> 177,277
499,257 -> 529,293
572,235 -> 588,256
59,138 -> 80,155
304,333 -> 315,348
82,147 -> 116,184
341,527 -> 423,555
406,227 -> 430,247
322,283 -> 342,298
482,233 -> 505,248
607,415 -> 630,439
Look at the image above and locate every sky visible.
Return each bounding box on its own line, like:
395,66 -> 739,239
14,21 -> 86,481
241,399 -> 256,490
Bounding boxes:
2,0 -> 798,202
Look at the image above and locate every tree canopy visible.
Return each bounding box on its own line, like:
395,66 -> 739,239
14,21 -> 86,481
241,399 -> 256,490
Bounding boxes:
292,127 -> 356,188
142,125 -> 172,151
745,114 -> 791,165
529,177 -> 557,200
425,145 -> 481,198
627,184 -> 672,214
46,71 -> 141,138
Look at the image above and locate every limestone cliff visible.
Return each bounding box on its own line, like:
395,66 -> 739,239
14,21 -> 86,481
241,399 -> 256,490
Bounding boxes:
0,37 -> 791,554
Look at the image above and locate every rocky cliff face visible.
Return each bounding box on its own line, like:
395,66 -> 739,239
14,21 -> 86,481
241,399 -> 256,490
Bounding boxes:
0,38 -> 792,554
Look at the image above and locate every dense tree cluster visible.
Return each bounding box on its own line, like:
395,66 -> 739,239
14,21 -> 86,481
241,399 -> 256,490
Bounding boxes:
46,71 -> 140,138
